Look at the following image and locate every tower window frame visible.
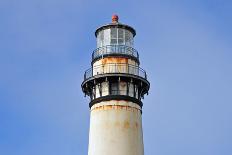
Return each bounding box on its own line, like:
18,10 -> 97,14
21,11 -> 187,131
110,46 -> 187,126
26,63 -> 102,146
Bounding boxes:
110,82 -> 119,95
110,28 -> 126,45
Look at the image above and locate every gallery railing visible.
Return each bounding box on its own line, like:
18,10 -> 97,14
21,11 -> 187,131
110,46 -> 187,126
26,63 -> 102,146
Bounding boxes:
92,45 -> 139,61
84,63 -> 147,80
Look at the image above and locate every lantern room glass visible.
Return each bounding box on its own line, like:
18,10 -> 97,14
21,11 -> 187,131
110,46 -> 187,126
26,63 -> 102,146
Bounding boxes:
97,28 -> 134,48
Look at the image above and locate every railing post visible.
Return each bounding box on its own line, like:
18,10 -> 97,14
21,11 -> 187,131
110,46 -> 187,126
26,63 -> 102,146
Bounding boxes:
127,64 -> 129,74
129,65 -> 131,74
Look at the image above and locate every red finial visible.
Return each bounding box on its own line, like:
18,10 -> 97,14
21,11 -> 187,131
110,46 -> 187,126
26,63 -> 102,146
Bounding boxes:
112,14 -> 119,23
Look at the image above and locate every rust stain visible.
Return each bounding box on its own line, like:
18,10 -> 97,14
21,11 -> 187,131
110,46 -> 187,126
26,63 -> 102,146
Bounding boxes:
123,121 -> 130,129
94,106 -> 101,110
135,122 -> 139,128
92,105 -> 141,113
114,121 -> 120,127
101,57 -> 128,65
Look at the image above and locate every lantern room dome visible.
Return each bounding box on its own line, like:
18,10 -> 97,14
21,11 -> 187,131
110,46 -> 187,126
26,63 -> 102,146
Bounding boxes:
95,15 -> 136,37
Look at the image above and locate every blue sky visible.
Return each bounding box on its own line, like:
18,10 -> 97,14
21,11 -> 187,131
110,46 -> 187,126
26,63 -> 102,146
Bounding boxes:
0,0 -> 232,154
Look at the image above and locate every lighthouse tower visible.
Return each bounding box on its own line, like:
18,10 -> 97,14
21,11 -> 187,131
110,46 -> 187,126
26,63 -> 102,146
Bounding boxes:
81,15 -> 150,155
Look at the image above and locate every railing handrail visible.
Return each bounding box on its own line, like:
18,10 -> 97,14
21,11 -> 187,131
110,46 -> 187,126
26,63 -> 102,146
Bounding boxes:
92,45 -> 139,61
84,63 -> 147,80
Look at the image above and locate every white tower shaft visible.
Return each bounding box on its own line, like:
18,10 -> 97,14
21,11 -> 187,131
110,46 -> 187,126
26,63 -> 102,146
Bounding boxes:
88,101 -> 144,155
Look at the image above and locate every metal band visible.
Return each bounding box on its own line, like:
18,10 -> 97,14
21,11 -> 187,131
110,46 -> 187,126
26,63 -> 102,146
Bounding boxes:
89,95 -> 143,108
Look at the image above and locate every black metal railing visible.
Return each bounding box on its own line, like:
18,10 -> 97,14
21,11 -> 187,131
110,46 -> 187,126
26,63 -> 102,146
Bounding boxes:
91,90 -> 139,100
84,63 -> 147,80
92,45 -> 139,61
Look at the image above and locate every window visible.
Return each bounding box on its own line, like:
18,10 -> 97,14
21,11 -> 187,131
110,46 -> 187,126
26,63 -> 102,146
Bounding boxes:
92,86 -> 96,99
102,82 -> 109,96
128,82 -> 134,97
118,28 -> 124,45
125,30 -> 133,46
111,39 -> 117,45
98,28 -> 134,47
135,84 -> 139,99
111,28 -> 117,45
95,84 -> 101,98
110,28 -> 133,46
111,82 -> 118,95
103,29 -> 110,47
119,82 -> 127,95
97,31 -> 104,47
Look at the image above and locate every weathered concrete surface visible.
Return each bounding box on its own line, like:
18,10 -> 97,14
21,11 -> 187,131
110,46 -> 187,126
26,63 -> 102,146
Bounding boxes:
93,57 -> 138,76
88,100 -> 144,155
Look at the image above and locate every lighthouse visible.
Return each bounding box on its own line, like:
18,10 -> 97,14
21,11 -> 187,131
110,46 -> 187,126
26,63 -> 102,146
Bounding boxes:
81,15 -> 150,155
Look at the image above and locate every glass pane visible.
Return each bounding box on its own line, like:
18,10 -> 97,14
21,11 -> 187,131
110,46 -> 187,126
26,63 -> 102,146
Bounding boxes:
135,85 -> 138,99
95,84 -> 100,98
128,83 -> 134,97
103,29 -> 110,46
97,36 -> 100,47
97,31 -> 104,47
118,39 -> 124,45
102,82 -> 109,96
119,82 -> 127,95
111,39 -> 117,45
100,31 -> 104,42
92,87 -> 96,99
111,83 -> 118,95
111,28 -> 117,39
125,30 -> 130,42
125,30 -> 133,47
118,28 -> 124,39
